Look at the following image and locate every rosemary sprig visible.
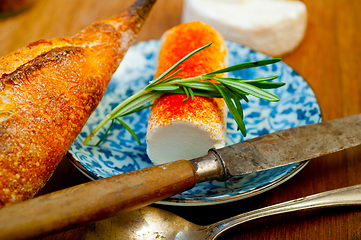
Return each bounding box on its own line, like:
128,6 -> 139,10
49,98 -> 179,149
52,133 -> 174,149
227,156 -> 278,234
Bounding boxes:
83,43 -> 285,146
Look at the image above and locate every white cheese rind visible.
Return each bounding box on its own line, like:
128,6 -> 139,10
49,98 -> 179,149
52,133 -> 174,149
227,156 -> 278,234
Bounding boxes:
147,119 -> 226,165
182,0 -> 307,57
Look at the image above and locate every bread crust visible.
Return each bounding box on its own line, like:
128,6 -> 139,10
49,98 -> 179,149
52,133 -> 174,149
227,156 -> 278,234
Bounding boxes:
0,0 -> 156,208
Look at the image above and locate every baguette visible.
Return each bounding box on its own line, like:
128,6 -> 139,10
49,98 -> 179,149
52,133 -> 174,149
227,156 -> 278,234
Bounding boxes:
146,21 -> 228,165
0,0 -> 156,208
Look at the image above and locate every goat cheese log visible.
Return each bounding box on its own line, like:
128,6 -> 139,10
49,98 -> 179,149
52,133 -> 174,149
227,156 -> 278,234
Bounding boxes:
0,0 -> 156,208
146,21 -> 228,165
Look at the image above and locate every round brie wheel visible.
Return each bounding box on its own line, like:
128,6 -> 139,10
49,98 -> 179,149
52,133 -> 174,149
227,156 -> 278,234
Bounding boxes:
182,0 -> 307,57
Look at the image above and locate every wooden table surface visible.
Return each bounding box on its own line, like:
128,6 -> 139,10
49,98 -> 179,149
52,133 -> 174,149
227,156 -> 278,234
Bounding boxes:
1,0 -> 361,239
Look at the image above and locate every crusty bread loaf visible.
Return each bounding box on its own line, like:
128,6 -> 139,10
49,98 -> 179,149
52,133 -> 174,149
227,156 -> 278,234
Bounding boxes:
146,21 -> 228,165
0,0 -> 156,208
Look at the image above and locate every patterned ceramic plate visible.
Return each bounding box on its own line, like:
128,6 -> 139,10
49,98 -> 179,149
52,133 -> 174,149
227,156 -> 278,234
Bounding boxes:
68,40 -> 321,206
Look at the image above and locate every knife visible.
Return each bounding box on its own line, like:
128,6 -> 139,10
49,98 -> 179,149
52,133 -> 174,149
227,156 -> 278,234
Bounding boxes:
1,113 -> 361,240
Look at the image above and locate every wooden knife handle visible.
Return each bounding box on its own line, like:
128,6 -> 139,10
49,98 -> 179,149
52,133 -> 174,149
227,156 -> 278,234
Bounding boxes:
0,160 -> 198,240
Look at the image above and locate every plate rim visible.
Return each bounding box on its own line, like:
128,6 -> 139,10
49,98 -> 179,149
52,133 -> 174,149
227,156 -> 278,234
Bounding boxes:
157,161 -> 309,206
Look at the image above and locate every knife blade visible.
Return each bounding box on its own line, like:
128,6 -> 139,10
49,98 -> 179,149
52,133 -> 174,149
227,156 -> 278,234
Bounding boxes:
193,112 -> 361,180
1,113 -> 361,239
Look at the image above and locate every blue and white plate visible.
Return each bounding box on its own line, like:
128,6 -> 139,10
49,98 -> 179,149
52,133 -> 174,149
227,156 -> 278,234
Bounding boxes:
68,40 -> 321,206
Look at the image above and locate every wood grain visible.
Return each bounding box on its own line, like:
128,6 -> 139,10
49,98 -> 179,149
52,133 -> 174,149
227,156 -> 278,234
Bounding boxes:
0,0 -> 360,239
0,160 -> 198,239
